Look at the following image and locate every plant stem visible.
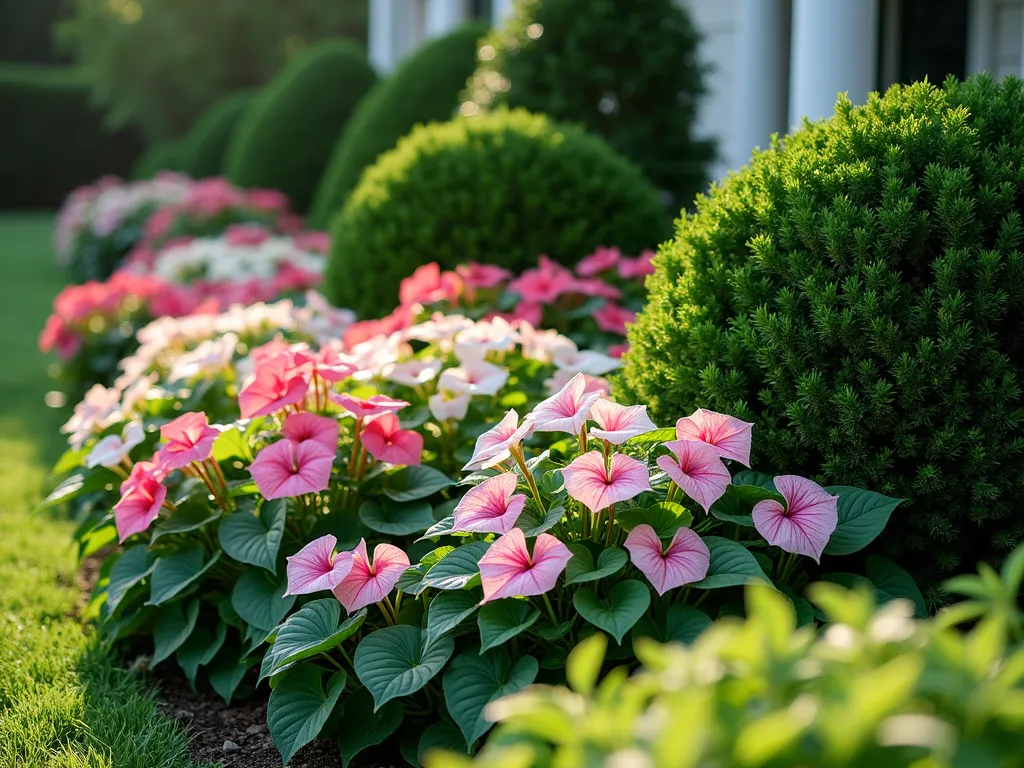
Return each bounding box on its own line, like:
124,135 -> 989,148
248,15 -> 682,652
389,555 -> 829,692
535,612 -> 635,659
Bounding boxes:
511,445 -> 545,513
606,504 -> 616,547
541,593 -> 559,626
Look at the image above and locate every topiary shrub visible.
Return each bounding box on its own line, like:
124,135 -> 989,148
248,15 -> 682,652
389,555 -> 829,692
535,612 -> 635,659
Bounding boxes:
620,75 -> 1024,593
182,89 -> 254,178
309,21 -> 488,228
465,0 -> 714,211
323,108 -> 671,316
0,65 -> 143,208
225,40 -> 376,213
130,139 -> 192,179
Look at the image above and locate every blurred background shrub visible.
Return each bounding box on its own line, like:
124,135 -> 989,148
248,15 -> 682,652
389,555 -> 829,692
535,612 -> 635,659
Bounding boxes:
56,0 -> 368,142
181,90 -> 255,178
130,139 -> 191,180
324,108 -> 671,316
0,65 -> 143,208
309,21 -> 488,228
466,0 -> 714,212
225,39 -> 376,214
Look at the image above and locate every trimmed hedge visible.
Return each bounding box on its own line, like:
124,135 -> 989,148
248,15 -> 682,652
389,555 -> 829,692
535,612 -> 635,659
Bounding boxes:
309,21 -> 488,228
324,108 -> 671,316
130,139 -> 192,180
182,90 -> 255,177
225,39 -> 376,213
0,65 -> 143,208
620,75 -> 1024,593
465,0 -> 714,211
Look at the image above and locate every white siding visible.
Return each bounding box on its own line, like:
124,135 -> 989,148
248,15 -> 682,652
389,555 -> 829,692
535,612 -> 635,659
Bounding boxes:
681,0 -> 739,180
968,0 -> 1024,76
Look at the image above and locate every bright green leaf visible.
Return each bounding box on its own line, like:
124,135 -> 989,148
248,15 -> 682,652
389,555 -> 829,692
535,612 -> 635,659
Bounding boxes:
566,634 -> 606,695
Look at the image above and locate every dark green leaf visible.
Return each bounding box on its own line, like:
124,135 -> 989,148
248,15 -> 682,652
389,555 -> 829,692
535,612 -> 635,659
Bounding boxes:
425,591 -> 479,645
418,721 -> 467,763
148,546 -> 221,606
177,623 -> 227,688
477,600 -> 540,652
564,543 -> 628,585
267,665 -> 346,764
866,555 -> 927,618
443,649 -> 539,748
152,599 -> 200,665
353,626 -> 454,710
616,502 -> 693,538
260,602 -> 366,681
207,644 -> 252,704
664,605 -> 712,644
337,688 -> 403,768
822,487 -> 904,556
107,545 -> 154,613
359,498 -> 436,536
420,541 -> 489,591
573,580 -> 650,644
151,504 -> 222,542
383,465 -> 455,502
694,536 -> 770,590
731,471 -> 777,490
231,568 -> 295,630
218,499 -> 286,573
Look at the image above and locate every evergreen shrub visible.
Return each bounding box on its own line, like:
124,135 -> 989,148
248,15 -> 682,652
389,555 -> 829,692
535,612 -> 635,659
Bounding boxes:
309,22 -> 488,227
323,108 -> 671,316
620,76 -> 1024,591
130,139 -> 192,180
225,40 -> 376,213
465,0 -> 714,210
183,90 -> 254,178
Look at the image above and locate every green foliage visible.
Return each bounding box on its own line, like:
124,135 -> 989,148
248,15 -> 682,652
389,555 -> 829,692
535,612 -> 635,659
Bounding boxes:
465,0 -> 713,210
56,0 -> 368,140
620,75 -> 1024,590
130,138 -> 192,179
434,550 -> 1024,768
182,89 -> 255,177
0,66 -> 142,208
226,39 -> 377,213
324,108 -> 670,315
309,21 -> 489,228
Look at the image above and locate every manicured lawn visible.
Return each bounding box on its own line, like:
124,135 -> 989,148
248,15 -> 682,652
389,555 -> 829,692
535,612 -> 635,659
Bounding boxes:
0,213 -> 211,768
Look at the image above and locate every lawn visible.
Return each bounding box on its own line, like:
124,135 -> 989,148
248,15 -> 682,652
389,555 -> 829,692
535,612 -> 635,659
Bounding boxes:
0,213 -> 210,768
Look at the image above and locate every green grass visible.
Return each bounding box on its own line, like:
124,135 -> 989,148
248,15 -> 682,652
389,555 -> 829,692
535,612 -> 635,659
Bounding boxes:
0,213 -> 210,768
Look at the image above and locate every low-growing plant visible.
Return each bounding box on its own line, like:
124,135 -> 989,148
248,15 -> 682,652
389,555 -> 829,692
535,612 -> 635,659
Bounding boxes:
432,546 -> 1024,767
47,294 -> 910,763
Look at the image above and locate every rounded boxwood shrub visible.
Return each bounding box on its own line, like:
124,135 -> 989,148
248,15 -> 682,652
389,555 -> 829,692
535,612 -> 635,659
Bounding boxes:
130,139 -> 192,179
309,21 -> 488,228
619,75 -> 1024,590
323,108 -> 671,315
0,65 -> 143,208
183,89 -> 254,178
465,0 -> 714,211
225,40 -> 376,212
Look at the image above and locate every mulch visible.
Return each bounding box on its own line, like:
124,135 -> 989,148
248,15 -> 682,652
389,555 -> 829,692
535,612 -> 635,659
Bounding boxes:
153,666 -> 405,768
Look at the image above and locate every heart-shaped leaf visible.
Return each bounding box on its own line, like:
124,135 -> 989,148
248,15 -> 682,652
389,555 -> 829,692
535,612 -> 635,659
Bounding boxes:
514,503 -> 565,537
694,536 -> 770,590
231,568 -> 295,630
151,504 -> 222,542
616,502 -> 693,538
152,599 -> 200,665
710,490 -> 756,527
564,543 -> 628,585
418,515 -> 455,541
177,623 -> 227,688
107,545 -> 154,613
148,546 -> 221,605
729,484 -> 785,505
420,541 -> 490,591
213,426 -> 251,462
207,644 -> 253,704
425,591 -> 479,645
573,580 -> 650,644
354,626 -> 454,710
731,471 -> 777,490
337,688 -> 403,768
260,602 -> 366,681
665,605 -> 712,644
267,665 -> 346,764
383,465 -> 455,502
866,555 -> 927,617
477,599 -> 540,652
218,499 -> 286,573
443,649 -> 539,748
418,721 -> 467,763
359,498 -> 436,536
822,487 -> 904,556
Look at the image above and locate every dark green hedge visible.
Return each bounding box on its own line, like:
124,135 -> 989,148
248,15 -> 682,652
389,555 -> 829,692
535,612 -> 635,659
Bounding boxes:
324,108 -> 671,316
225,39 -> 377,213
182,90 -> 255,178
465,0 -> 714,212
0,65 -> 143,208
308,21 -> 488,228
130,139 -> 193,180
620,75 -> 1024,593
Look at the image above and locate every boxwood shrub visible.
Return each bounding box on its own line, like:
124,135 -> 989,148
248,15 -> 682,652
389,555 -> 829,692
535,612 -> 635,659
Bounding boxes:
323,108 -> 671,315
182,90 -> 254,178
0,65 -> 143,208
225,40 -> 376,212
309,21 -> 488,228
619,75 -> 1024,593
465,0 -> 714,211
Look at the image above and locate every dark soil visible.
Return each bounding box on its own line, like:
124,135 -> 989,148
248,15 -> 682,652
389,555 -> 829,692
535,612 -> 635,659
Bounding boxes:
154,665 -> 406,768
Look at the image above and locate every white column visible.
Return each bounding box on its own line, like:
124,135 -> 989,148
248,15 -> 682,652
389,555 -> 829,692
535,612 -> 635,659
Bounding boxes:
425,0 -> 468,37
368,0 -> 420,73
730,0 -> 789,169
789,0 -> 879,126
492,0 -> 514,26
